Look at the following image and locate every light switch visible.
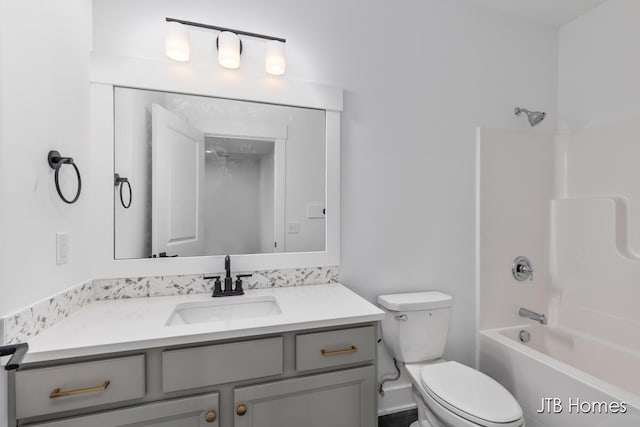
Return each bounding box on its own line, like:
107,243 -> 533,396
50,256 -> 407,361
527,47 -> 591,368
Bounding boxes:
56,232 -> 69,265
287,222 -> 300,234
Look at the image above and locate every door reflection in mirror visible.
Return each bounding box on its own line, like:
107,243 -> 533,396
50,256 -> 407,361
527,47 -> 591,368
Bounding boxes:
114,87 -> 326,260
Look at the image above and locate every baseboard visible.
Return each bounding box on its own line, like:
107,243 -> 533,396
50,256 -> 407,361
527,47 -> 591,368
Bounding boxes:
377,381 -> 416,416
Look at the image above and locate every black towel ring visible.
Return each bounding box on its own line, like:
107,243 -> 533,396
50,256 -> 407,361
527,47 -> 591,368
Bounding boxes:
48,150 -> 81,204
114,173 -> 132,209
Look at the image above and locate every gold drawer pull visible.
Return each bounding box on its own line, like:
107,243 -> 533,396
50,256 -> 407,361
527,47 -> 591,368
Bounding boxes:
321,346 -> 358,357
49,380 -> 111,399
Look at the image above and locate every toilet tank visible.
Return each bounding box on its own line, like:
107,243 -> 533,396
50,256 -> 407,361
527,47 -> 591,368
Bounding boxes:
378,292 -> 452,363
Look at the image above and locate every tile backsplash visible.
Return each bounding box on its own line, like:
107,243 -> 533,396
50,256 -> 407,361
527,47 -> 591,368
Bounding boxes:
2,280 -> 94,345
2,266 -> 339,345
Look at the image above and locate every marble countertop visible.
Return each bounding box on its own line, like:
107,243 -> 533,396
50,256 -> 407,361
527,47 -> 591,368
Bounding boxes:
22,283 -> 385,364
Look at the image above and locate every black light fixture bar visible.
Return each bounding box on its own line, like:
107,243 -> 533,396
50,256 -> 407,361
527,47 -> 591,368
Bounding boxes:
166,17 -> 286,43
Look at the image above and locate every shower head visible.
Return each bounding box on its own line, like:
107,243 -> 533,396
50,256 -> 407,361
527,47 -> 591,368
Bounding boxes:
514,107 -> 546,127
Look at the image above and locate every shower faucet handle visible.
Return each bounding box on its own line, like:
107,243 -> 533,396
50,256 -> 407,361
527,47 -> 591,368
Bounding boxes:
512,256 -> 534,281
521,264 -> 534,281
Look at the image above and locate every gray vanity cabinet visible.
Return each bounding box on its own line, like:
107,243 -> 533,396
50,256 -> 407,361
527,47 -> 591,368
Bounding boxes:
26,392 -> 220,426
233,366 -> 376,427
12,323 -> 378,427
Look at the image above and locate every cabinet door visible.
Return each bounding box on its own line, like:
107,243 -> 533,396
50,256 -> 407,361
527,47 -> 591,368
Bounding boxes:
233,366 -> 376,427
27,393 -> 219,427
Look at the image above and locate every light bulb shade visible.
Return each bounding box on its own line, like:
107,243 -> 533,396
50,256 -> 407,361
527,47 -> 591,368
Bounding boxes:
218,31 -> 241,69
165,22 -> 190,62
265,40 -> 286,76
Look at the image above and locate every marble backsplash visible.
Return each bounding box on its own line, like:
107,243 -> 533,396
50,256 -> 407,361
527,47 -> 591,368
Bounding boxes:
2,266 -> 339,345
2,280 -> 94,346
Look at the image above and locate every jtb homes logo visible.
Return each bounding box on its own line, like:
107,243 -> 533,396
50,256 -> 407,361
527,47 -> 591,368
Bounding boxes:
537,398 -> 627,414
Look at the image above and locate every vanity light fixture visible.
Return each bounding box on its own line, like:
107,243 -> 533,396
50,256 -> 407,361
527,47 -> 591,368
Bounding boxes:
265,40 -> 286,76
165,21 -> 190,62
217,31 -> 241,69
165,17 -> 287,75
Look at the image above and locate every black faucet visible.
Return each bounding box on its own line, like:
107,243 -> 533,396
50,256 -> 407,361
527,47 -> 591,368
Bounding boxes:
205,255 -> 251,297
224,255 -> 233,293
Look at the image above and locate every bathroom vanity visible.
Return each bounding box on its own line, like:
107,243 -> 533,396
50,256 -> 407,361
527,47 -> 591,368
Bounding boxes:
7,284 -> 383,427
2,50 -> 363,426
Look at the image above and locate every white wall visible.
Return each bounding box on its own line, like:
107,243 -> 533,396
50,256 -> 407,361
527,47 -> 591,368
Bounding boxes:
0,1 -> 92,425
0,2 -> 92,316
92,0 -> 558,370
558,0 -> 640,133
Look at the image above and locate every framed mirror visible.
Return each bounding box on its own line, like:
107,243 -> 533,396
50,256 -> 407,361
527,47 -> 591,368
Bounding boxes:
90,55 -> 341,278
114,87 -> 326,259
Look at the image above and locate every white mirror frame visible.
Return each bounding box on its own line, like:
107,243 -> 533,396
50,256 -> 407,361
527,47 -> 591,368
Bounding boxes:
90,54 -> 342,278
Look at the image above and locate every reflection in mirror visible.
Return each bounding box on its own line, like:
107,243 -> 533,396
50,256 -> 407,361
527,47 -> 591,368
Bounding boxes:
114,88 -> 326,259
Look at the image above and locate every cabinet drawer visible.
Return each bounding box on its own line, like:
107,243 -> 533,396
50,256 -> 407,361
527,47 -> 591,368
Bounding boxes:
162,337 -> 283,392
295,326 -> 375,372
25,392 -> 220,427
15,355 -> 145,419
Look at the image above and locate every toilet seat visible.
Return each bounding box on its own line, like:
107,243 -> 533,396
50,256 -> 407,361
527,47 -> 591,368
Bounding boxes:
420,361 -> 523,427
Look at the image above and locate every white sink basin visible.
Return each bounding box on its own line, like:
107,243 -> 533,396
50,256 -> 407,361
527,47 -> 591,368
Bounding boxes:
166,296 -> 282,326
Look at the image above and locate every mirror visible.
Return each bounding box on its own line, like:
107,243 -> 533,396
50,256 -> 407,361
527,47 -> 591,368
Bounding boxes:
114,87 -> 326,259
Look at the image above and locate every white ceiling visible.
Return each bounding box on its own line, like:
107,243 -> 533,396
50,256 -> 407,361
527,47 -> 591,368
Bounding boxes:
467,0 -> 609,27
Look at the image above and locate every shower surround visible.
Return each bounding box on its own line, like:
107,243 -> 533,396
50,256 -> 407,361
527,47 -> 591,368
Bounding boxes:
476,117 -> 640,426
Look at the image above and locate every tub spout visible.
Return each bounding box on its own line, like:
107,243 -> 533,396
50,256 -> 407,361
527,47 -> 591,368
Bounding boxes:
519,307 -> 547,325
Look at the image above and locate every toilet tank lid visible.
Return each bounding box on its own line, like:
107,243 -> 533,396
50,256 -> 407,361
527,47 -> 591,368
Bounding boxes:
377,291 -> 452,311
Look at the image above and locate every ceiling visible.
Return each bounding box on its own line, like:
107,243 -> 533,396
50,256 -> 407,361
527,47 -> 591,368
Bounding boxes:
467,0 -> 609,27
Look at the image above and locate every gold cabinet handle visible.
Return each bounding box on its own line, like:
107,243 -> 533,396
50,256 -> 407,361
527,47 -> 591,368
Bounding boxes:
237,403 -> 247,416
321,346 -> 358,357
49,380 -> 110,399
205,409 -> 217,423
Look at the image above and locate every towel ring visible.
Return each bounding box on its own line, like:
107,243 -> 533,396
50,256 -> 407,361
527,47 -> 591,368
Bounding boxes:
114,174 -> 132,209
48,151 -> 81,204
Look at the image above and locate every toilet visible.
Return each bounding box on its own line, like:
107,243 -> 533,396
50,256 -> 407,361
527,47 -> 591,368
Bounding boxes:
378,291 -> 524,427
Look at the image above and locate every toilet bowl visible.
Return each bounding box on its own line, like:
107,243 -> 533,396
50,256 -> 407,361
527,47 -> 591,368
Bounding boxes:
378,291 -> 524,427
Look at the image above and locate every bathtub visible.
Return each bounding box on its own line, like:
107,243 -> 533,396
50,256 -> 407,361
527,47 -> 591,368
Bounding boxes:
480,325 -> 640,427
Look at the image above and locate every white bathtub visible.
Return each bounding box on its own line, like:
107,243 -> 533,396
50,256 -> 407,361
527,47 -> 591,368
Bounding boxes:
480,325 -> 640,427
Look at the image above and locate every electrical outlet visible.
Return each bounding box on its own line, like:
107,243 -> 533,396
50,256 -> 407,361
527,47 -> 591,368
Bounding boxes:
287,222 -> 300,234
56,232 -> 69,265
